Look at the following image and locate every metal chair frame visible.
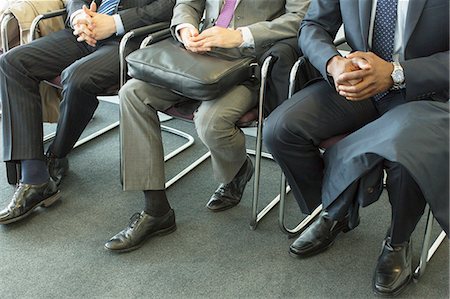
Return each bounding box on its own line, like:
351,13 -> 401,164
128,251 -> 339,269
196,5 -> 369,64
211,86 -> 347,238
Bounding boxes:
413,206 -> 447,280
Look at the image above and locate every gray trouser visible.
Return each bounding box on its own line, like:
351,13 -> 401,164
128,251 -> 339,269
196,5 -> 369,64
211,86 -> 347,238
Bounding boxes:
119,79 -> 256,191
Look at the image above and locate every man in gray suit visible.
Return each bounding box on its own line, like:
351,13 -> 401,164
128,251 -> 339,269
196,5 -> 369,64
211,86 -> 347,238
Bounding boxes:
0,0 -> 175,225
104,0 -> 310,253
264,0 -> 448,296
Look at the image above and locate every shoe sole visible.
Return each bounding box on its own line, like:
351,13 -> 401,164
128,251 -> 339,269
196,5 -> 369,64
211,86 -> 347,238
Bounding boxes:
206,202 -> 239,212
372,274 -> 412,297
104,223 -> 177,253
0,191 -> 61,225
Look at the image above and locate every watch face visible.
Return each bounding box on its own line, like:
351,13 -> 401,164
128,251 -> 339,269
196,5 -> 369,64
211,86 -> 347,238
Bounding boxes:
392,69 -> 404,84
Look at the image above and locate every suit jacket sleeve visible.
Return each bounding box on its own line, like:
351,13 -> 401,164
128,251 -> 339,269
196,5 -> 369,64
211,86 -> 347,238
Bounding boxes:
170,0 -> 206,35
402,51 -> 449,102
65,0 -> 91,21
246,0 -> 310,55
118,0 -> 176,32
299,0 -> 343,85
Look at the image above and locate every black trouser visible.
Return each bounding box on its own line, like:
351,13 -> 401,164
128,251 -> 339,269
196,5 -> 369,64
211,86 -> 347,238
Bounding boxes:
384,161 -> 426,244
264,80 -> 379,213
264,79 -> 425,242
0,29 -> 121,161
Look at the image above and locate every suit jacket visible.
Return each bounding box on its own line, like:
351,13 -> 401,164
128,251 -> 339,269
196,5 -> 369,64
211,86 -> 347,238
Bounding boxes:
170,0 -> 310,57
322,101 -> 449,235
299,0 -> 449,233
66,0 -> 175,32
299,0 -> 449,102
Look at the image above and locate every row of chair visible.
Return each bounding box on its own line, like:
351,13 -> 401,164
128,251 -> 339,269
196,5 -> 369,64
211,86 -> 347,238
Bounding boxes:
1,8 -> 445,282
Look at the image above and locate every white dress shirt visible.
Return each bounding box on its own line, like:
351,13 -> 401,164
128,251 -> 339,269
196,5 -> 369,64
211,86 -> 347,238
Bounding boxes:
175,0 -> 255,48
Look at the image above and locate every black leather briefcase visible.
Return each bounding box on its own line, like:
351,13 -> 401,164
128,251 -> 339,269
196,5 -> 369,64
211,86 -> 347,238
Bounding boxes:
126,38 -> 256,101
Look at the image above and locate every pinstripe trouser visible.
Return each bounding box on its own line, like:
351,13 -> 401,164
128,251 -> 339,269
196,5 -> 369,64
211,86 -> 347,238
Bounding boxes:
0,28 -> 122,161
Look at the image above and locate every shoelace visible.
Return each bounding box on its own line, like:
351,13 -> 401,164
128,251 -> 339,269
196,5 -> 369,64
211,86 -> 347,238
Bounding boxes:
128,212 -> 143,229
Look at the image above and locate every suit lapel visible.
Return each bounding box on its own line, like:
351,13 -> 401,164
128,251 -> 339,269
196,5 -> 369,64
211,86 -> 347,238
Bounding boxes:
404,0 -> 427,45
358,0 -> 372,51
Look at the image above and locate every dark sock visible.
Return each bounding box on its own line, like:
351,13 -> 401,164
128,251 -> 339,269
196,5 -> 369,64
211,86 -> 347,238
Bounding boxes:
143,190 -> 171,217
21,159 -> 50,185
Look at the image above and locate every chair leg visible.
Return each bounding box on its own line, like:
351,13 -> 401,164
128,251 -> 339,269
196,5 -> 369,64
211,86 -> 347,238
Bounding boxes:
277,172 -> 322,238
413,207 -> 447,280
249,55 -> 284,230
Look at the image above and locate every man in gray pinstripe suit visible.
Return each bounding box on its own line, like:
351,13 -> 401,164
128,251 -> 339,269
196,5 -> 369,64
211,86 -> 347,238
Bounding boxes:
104,0 -> 310,253
0,0 -> 175,225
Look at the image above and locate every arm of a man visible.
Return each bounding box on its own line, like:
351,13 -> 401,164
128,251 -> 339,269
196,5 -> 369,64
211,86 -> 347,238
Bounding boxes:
299,0 -> 343,83
402,51 -> 449,101
66,0 -> 91,26
246,0 -> 310,56
118,0 -> 176,33
170,0 -> 205,36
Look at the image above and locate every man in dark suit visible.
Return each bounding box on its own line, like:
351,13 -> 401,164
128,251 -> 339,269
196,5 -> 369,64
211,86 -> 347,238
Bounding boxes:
0,0 -> 175,225
264,0 -> 448,296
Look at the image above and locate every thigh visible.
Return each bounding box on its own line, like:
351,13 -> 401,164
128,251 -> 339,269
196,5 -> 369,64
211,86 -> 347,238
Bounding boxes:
268,80 -> 379,144
194,84 -> 256,127
61,41 -> 122,93
4,29 -> 91,80
120,78 -> 188,111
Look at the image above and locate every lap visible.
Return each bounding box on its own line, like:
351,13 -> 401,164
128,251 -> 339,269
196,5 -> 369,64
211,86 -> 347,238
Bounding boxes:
267,80 -> 379,142
3,29 -> 91,80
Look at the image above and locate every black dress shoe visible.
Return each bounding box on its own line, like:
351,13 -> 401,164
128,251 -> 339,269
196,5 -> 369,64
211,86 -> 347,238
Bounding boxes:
373,238 -> 412,297
46,152 -> 69,186
289,211 -> 352,258
104,209 -> 176,253
0,179 -> 60,225
206,156 -> 254,212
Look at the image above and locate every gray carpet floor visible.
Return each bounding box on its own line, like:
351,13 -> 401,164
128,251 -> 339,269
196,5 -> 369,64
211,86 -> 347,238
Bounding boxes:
0,101 -> 448,298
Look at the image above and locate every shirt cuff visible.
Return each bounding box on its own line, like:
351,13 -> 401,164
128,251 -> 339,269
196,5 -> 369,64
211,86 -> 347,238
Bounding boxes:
237,27 -> 254,48
69,9 -> 84,28
175,23 -> 197,44
113,14 -> 124,35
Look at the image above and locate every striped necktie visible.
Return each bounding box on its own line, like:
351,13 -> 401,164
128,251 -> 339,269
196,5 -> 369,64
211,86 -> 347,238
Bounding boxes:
372,0 -> 398,101
97,0 -> 120,15
215,0 -> 237,28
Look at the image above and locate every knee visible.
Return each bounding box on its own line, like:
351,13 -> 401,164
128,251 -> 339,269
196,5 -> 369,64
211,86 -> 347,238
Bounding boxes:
263,112 -> 286,153
119,79 -> 152,109
60,65 -> 99,95
119,79 -> 139,107
263,107 -> 309,154
0,48 -> 24,74
194,107 -> 229,146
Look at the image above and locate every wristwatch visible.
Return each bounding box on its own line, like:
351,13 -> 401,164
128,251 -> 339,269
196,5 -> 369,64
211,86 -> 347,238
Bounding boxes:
390,61 -> 405,90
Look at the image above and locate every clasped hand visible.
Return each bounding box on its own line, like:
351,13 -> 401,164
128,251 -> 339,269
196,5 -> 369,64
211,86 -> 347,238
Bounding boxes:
179,26 -> 243,53
327,51 -> 394,101
72,2 -> 116,47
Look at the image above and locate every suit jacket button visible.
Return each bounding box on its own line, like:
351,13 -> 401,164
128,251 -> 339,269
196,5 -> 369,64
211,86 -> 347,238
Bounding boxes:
367,187 -> 374,194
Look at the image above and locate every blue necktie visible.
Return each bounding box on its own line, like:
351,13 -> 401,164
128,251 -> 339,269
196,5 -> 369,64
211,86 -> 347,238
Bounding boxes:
372,0 -> 398,101
98,0 -> 120,15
